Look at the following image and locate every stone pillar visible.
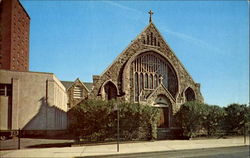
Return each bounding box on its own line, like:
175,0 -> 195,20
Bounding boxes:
0,96 -> 9,130
12,78 -> 19,129
46,79 -> 55,130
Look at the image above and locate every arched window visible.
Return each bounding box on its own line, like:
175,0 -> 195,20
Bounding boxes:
140,73 -> 144,92
134,73 -> 139,101
145,74 -> 148,89
149,74 -> 153,89
185,87 -> 195,101
131,52 -> 178,102
154,74 -> 158,88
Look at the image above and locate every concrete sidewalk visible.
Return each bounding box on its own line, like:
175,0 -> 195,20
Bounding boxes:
0,136 -> 249,158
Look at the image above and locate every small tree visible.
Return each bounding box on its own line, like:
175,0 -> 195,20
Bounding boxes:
176,101 -> 208,138
224,103 -> 249,134
202,105 -> 225,136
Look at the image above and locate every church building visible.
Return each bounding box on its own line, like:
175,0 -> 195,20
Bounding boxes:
64,11 -> 203,132
0,0 -> 203,139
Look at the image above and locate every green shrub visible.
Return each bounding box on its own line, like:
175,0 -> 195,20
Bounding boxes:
175,101 -> 209,138
68,100 -> 160,141
202,105 -> 225,136
176,102 -> 250,137
223,103 -> 249,134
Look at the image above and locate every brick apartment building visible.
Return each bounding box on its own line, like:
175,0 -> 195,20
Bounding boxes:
0,0 -> 30,71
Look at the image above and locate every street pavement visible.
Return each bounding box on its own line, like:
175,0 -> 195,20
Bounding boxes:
82,146 -> 249,158
0,136 -> 249,158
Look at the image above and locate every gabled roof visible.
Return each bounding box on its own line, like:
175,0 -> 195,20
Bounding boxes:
100,21 -> 196,85
83,82 -> 93,91
147,83 -> 176,104
61,81 -> 74,90
61,80 -> 93,92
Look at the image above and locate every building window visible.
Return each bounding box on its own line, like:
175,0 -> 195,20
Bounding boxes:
151,32 -> 153,45
131,52 -> 178,102
140,73 -> 144,92
149,74 -> 153,89
147,35 -> 149,45
0,84 -> 12,96
154,74 -> 158,88
73,86 -> 83,99
134,73 -> 139,102
145,74 -> 148,88
185,87 -> 196,101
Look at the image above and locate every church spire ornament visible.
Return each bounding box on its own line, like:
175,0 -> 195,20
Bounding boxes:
148,10 -> 154,23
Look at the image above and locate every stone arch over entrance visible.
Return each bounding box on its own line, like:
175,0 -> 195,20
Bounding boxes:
154,94 -> 172,128
122,48 -> 179,102
185,87 -> 196,102
100,80 -> 118,100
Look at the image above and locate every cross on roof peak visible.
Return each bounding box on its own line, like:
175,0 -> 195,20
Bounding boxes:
148,10 -> 154,23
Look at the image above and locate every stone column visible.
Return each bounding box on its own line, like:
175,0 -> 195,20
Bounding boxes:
11,78 -> 19,130
0,96 -> 9,130
46,79 -> 55,130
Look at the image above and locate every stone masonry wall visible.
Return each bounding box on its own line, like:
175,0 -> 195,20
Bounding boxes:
89,23 -> 204,113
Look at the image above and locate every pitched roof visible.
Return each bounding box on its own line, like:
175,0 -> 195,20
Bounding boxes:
61,81 -> 74,90
60,80 -> 93,91
83,82 -> 93,91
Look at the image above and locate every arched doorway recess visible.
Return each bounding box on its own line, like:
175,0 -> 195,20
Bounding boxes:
154,94 -> 172,128
104,81 -> 118,100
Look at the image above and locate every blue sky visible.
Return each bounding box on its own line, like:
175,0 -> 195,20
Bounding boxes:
21,0 -> 249,107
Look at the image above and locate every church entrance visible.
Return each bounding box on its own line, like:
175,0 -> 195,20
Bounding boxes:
154,95 -> 171,139
154,95 -> 171,128
157,107 -> 170,128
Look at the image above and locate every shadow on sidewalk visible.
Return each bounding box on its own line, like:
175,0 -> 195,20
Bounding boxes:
27,142 -> 72,148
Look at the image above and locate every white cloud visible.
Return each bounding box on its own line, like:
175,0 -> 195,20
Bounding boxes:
104,1 -> 143,15
162,27 -> 223,54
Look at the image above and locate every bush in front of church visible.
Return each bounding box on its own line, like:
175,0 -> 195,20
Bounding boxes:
175,101 -> 209,138
223,103 -> 250,135
176,102 -> 250,138
68,99 -> 160,141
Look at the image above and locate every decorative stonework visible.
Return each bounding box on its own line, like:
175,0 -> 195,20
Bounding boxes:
89,22 -> 203,114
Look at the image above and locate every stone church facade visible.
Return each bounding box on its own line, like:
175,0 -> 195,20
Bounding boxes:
65,14 -> 204,131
